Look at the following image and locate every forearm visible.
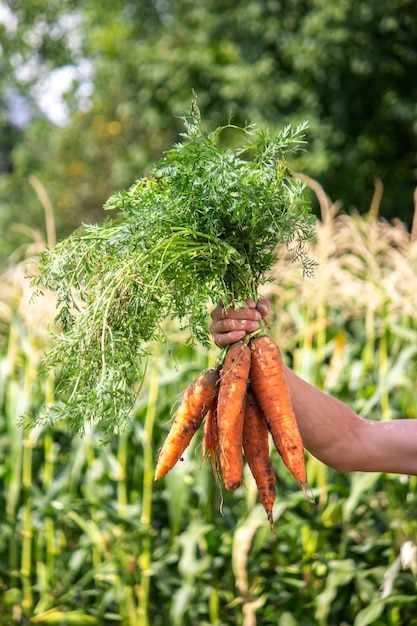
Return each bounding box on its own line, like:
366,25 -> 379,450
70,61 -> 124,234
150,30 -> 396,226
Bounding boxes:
353,419 -> 417,475
285,367 -> 417,476
209,300 -> 417,476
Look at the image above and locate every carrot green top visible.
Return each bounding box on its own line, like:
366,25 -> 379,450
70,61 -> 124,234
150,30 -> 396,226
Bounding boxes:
32,102 -> 315,434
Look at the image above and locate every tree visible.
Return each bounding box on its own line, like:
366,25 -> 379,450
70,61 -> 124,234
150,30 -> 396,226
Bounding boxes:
1,0 -> 416,266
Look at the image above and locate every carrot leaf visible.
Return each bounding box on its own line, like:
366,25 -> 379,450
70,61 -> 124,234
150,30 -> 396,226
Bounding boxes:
31,101 -> 315,434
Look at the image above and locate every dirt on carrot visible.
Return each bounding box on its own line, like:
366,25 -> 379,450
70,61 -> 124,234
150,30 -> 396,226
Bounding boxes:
154,330 -> 310,530
154,365 -> 220,480
249,335 -> 307,494
202,398 -> 221,483
216,340 -> 251,491
243,389 -> 277,532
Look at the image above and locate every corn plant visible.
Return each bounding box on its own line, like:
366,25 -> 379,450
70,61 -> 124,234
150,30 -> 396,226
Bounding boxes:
1,184 -> 417,624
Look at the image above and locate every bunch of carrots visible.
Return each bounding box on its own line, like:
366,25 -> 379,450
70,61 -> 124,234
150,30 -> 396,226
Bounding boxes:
155,332 -> 308,531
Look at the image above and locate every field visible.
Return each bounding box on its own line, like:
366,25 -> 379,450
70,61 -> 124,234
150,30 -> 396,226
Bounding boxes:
1,182 -> 417,625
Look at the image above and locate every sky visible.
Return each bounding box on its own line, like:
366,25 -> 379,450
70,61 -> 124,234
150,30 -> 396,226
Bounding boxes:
1,1 -> 93,127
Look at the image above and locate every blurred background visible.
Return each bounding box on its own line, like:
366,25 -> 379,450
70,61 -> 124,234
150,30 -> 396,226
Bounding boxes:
1,1 -> 417,625
1,0 -> 416,264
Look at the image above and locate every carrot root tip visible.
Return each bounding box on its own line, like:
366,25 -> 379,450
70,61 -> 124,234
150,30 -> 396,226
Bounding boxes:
303,482 -> 316,504
225,480 -> 242,492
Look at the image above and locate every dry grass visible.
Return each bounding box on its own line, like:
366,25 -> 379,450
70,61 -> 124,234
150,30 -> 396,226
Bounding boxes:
0,235 -> 57,347
262,179 -> 417,344
0,177 -> 58,343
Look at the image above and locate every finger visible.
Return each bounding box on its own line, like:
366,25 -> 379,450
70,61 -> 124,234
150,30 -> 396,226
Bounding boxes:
211,298 -> 260,319
256,298 -> 271,318
210,318 -> 261,335
213,329 -> 247,348
210,301 -> 225,320
211,304 -> 262,322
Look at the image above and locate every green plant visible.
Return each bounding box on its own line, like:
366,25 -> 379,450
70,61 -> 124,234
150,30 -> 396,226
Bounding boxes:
31,103 -> 315,435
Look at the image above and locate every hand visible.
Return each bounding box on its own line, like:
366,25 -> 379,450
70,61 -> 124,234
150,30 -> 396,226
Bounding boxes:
210,298 -> 271,347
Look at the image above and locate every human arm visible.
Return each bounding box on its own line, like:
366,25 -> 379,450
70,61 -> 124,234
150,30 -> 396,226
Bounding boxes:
285,367 -> 417,475
210,300 -> 417,476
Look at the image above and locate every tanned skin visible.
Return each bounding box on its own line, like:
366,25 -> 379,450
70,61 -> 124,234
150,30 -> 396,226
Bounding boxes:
210,299 -> 417,476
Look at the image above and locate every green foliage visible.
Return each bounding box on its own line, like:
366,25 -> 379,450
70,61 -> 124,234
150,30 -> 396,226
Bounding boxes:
31,106 -> 314,434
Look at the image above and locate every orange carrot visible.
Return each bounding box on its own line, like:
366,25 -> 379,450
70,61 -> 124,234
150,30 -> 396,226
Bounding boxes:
249,335 -> 307,492
154,366 -> 220,480
202,399 -> 221,483
216,340 -> 251,491
243,389 -> 276,531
